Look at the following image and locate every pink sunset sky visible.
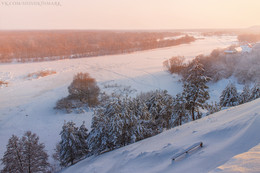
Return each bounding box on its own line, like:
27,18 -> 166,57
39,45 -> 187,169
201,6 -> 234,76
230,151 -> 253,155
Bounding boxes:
0,0 -> 259,30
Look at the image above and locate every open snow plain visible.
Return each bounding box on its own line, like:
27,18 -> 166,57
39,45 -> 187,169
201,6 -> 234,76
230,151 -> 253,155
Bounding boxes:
0,35 -> 243,171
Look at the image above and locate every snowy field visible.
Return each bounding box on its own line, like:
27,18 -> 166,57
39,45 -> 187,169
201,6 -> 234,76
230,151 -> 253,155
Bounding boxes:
0,35 -> 242,170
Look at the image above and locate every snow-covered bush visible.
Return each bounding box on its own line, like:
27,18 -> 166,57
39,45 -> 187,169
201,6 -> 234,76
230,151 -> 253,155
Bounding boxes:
68,72 -> 100,106
55,72 -> 100,113
219,83 -> 239,107
163,56 -> 186,74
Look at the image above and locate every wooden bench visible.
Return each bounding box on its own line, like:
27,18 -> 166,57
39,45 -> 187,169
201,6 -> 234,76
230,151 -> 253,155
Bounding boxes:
172,142 -> 203,161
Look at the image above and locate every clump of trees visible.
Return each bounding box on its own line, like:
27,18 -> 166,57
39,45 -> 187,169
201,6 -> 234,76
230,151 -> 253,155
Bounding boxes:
219,82 -> 260,107
87,90 -> 175,155
164,45 -> 260,84
55,72 -> 100,113
1,131 -> 50,173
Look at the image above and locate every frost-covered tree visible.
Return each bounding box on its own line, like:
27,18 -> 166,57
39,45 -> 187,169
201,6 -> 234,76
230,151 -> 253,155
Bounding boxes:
21,131 -> 49,173
182,58 -> 210,120
77,121 -> 89,158
59,121 -> 88,166
250,82 -> 260,101
88,95 -> 153,155
239,84 -> 251,104
219,83 -> 239,107
1,135 -> 24,173
130,97 -> 154,139
171,93 -> 188,126
1,132 -> 50,173
138,90 -> 174,132
87,106 -> 110,155
205,102 -> 222,115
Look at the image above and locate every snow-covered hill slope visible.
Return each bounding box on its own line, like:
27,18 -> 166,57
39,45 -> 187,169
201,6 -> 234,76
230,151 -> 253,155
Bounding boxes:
62,99 -> 260,173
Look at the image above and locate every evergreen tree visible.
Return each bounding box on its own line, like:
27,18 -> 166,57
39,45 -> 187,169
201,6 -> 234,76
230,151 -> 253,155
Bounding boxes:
76,121 -> 89,158
183,58 -> 210,120
87,99 -> 119,154
59,121 -> 81,166
1,132 -> 49,173
239,84 -> 251,104
140,90 -> 174,132
250,82 -> 260,101
219,83 -> 239,107
172,93 -> 188,126
130,97 -> 154,139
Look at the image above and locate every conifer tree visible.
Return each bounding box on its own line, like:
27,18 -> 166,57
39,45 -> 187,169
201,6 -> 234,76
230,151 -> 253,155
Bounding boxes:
219,83 -> 239,107
140,90 -> 174,132
130,97 -> 153,139
183,58 -> 210,120
87,100 -> 116,155
239,84 -> 251,104
250,82 -> 260,101
172,93 -> 188,126
76,121 -> 89,158
59,121 -> 81,166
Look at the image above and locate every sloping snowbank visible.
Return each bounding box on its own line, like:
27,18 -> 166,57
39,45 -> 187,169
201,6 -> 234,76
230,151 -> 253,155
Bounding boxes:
62,99 -> 260,173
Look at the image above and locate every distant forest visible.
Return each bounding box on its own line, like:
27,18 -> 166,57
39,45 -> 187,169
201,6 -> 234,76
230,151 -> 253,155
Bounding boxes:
0,31 -> 195,63
237,34 -> 260,43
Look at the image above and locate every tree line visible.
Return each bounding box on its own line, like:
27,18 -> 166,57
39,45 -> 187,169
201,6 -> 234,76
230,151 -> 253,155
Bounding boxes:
0,31 -> 195,63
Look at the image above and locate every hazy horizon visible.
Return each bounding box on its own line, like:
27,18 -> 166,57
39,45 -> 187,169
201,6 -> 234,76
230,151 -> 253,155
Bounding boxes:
0,0 -> 260,30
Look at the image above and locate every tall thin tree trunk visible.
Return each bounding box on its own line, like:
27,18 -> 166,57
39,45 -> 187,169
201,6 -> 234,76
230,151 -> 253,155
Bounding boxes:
191,107 -> 195,121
